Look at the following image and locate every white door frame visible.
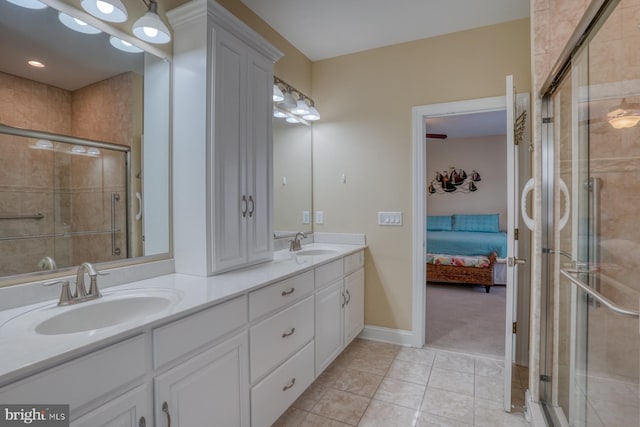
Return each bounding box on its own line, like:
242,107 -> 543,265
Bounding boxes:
411,95 -> 508,348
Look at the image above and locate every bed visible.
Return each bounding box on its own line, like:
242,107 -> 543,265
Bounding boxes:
426,214 -> 507,293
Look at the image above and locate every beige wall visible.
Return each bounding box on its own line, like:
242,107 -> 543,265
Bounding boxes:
426,135 -> 508,231
312,19 -> 531,330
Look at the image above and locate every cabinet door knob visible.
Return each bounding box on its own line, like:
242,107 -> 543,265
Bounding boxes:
241,195 -> 248,218
282,327 -> 295,338
281,287 -> 295,296
283,377 -> 296,391
248,195 -> 255,217
138,416 -> 146,427
162,402 -> 171,427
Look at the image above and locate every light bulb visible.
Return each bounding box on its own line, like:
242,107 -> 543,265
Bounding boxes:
96,0 -> 114,14
143,26 -> 158,38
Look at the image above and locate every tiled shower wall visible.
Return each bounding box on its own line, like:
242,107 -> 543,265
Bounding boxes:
0,72 -> 139,277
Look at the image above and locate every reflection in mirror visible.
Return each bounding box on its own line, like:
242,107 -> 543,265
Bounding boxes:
273,119 -> 312,237
0,1 -> 170,280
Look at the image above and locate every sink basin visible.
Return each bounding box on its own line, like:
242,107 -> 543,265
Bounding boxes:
295,248 -> 339,256
36,295 -> 173,335
1,289 -> 181,336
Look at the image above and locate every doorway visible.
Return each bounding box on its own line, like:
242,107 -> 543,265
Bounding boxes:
424,111 -> 508,358
412,87 -> 531,411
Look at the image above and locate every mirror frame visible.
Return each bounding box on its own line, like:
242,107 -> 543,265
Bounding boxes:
0,0 -> 173,287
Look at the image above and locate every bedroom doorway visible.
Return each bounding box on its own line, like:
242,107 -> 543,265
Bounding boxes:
423,108 -> 508,359
411,77 -> 531,412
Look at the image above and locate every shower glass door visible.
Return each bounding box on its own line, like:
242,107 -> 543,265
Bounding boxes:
541,1 -> 640,425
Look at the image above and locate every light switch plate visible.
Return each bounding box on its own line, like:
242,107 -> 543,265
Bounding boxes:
378,211 -> 402,226
315,211 -> 324,224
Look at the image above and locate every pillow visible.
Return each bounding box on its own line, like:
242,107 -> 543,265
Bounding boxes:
453,214 -> 499,232
426,215 -> 452,231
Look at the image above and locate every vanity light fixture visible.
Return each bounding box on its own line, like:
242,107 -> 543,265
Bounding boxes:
109,36 -> 144,53
71,145 -> 87,154
31,139 -> 53,150
273,84 -> 284,102
291,99 -> 310,116
81,0 -> 127,22
273,110 -> 287,118
58,12 -> 102,34
5,0 -> 47,9
274,76 -> 321,122
132,0 -> 171,44
27,60 -> 45,68
286,117 -> 300,124
607,98 -> 640,129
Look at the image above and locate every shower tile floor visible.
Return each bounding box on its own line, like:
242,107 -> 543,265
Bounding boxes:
273,338 -> 530,426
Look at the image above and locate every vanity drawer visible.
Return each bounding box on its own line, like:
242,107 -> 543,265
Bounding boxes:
315,259 -> 343,289
0,335 -> 146,416
153,295 -> 247,369
251,341 -> 314,427
344,250 -> 364,275
250,296 -> 314,382
249,271 -> 314,321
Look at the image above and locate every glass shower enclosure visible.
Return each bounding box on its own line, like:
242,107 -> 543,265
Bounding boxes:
539,0 -> 640,425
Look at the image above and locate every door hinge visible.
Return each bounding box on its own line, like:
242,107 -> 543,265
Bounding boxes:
512,322 -> 517,334
542,117 -> 552,124
540,374 -> 551,382
514,228 -> 519,241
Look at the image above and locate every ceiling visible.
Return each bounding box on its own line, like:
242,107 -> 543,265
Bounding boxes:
426,110 -> 507,140
240,0 -> 530,61
0,1 -> 143,91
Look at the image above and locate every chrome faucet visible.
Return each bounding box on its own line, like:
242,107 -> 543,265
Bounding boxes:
43,262 -> 103,306
289,231 -> 306,251
75,262 -> 101,300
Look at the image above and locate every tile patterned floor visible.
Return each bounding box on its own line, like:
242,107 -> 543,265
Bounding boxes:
273,339 -> 530,427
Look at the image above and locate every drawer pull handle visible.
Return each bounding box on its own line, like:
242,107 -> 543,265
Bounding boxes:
281,287 -> 295,296
341,292 -> 346,308
139,416 -> 146,427
241,195 -> 248,218
283,378 -> 296,391
345,289 -> 351,305
282,327 -> 296,338
162,402 -> 171,427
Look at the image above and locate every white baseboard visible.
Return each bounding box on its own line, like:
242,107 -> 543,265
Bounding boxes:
526,390 -> 549,427
358,325 -> 415,347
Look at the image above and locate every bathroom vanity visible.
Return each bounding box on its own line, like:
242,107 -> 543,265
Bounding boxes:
0,243 -> 365,427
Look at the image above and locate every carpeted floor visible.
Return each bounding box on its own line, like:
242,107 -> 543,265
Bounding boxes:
425,282 -> 506,359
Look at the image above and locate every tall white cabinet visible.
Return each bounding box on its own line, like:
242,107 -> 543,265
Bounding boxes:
170,0 -> 282,276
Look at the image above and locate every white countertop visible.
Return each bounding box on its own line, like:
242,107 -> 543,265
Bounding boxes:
0,243 -> 365,386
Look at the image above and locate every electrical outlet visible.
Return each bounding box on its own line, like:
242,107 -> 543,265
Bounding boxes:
315,211 -> 324,224
302,211 -> 310,224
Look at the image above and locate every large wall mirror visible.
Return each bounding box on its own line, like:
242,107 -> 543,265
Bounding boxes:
273,119 -> 312,237
0,1 -> 170,281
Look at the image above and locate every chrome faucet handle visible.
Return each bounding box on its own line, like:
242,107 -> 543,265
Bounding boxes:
43,280 -> 73,306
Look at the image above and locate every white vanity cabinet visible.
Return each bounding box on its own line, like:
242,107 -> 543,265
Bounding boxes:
169,0 -> 282,276
315,251 -> 365,375
70,385 -> 149,427
154,332 -> 249,427
152,296 -> 249,427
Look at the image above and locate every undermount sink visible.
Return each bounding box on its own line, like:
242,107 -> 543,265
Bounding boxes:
295,248 -> 339,256
2,289 -> 181,336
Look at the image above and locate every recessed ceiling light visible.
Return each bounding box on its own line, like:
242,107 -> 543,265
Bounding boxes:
28,60 -> 45,68
58,12 -> 102,34
6,0 -> 47,10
